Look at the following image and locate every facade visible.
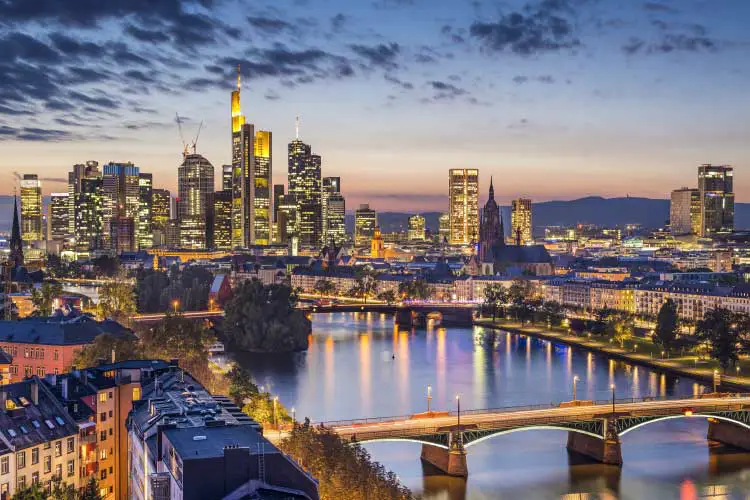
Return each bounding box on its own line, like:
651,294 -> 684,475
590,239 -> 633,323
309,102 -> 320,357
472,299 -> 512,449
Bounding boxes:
448,169 -> 479,245
408,215 -> 426,241
698,164 -> 734,237
20,174 -> 43,242
511,198 -> 532,245
479,178 -> 503,261
150,189 -> 170,247
69,163 -> 104,253
102,163 -> 141,253
212,190 -> 232,251
371,227 -> 385,258
0,378 -> 80,498
178,153 -> 214,250
47,193 -> 69,242
221,165 -> 232,191
252,130 -> 272,245
325,192 -> 346,246
276,194 -> 300,249
438,213 -> 450,243
288,135 -> 322,249
670,187 -> 701,236
354,204 -> 377,247
137,174 -> 153,250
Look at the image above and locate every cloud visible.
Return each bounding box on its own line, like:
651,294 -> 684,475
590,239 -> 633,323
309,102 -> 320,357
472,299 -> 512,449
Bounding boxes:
643,2 -> 677,13
0,126 -> 82,142
350,42 -> 401,69
384,73 -> 414,90
428,80 -> 468,100
623,33 -> 717,54
248,16 -> 294,33
469,0 -> 581,56
331,13 -> 347,32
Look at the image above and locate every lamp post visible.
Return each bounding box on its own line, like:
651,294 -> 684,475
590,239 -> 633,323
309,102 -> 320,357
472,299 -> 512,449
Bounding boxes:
292,407 -> 296,424
456,394 -> 461,433
610,384 -> 616,414
713,369 -> 719,393
573,375 -> 579,402
172,299 -> 179,313
209,298 -> 215,311
427,386 -> 432,413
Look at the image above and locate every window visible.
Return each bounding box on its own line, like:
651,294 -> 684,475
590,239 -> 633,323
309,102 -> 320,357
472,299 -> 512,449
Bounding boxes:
108,429 -> 112,436
100,431 -> 106,442
44,456 -> 51,474
1,484 -> 8,496
55,441 -> 62,457
99,412 -> 106,422
99,488 -> 107,498
67,461 -> 74,477
108,392 -> 113,399
55,463 -> 61,478
100,449 -> 107,460
16,451 -> 25,469
9,365 -> 17,375
24,366 -> 32,377
1,457 -> 8,475
108,410 -> 113,418
54,350 -> 58,361
67,438 -> 74,454
31,472 -> 38,485
17,476 -> 25,489
36,368 -> 44,377
100,469 -> 107,480
132,387 -> 141,401
99,392 -> 106,403
31,420 -> 40,429
43,441 -> 50,450
31,448 -> 38,465
55,417 -> 65,426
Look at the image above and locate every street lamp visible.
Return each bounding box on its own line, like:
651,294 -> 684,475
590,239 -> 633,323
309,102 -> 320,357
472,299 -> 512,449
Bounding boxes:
610,384 -> 616,414
172,299 -> 179,313
573,375 -> 579,402
427,386 -> 432,413
208,298 -> 215,311
455,394 -> 461,433
292,407 -> 296,424
713,369 -> 719,393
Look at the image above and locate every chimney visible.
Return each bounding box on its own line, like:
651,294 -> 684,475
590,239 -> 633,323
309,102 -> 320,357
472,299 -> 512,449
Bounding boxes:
30,381 -> 38,405
61,378 -> 69,400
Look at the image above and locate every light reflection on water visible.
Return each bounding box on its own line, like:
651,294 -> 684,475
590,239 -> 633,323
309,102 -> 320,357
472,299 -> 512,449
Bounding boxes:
233,313 -> 750,499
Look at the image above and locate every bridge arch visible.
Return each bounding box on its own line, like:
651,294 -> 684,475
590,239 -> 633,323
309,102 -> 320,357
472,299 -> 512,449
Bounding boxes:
357,438 -> 449,449
618,413 -> 750,437
463,425 -> 603,449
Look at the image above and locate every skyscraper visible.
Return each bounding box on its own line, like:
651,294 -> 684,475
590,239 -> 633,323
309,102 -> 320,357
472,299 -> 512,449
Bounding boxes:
277,194 -> 300,252
322,177 -> 345,245
47,193 -> 69,242
213,190 -> 233,250
438,213 -> 450,243
448,169 -> 479,245
138,173 -> 153,249
151,188 -> 171,246
222,164 -> 233,191
288,122 -> 322,248
68,161 -> 100,246
511,198 -> 532,245
20,174 -> 42,242
178,153 -> 214,249
75,176 -> 103,252
698,164 -> 734,237
231,67 -> 272,248
355,204 -> 377,247
408,215 -> 426,241
102,162 -> 140,252
670,187 -> 701,236
479,178 -> 504,261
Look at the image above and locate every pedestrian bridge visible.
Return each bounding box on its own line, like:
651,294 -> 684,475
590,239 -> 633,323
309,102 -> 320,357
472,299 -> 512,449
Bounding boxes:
317,395 -> 750,476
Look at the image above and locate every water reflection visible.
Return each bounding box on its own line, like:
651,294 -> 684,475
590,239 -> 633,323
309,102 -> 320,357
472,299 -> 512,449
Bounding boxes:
234,313 -> 750,499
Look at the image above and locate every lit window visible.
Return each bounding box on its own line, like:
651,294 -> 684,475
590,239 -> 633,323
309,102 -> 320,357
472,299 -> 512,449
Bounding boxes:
132,387 -> 141,401
99,393 -> 107,403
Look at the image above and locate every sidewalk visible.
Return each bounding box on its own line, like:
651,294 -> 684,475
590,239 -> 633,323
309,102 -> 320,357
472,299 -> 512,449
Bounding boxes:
474,318 -> 750,392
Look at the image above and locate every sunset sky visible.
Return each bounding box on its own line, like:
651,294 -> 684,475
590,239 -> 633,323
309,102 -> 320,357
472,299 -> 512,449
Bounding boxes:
0,0 -> 747,211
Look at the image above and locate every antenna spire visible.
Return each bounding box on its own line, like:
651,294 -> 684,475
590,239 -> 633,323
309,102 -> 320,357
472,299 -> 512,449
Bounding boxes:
237,64 -> 241,91
295,115 -> 300,140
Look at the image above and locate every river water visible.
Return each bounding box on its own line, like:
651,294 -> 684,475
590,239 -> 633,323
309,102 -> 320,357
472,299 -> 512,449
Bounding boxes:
234,312 -> 750,500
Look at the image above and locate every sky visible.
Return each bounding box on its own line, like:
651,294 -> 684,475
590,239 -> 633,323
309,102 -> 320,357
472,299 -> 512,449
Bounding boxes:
0,0 -> 748,211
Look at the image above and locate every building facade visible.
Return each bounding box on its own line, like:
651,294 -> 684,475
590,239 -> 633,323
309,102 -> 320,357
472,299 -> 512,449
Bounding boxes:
150,189 -> 170,248
698,164 -> 734,237
408,215 -> 426,241
288,135 -> 322,249
448,169 -> 479,245
670,187 -> 701,236
354,204 -> 377,247
102,163 -> 141,253
137,174 -> 153,250
20,174 -> 43,242
511,198 -> 532,245
47,193 -> 69,243
212,190 -> 232,251
178,154 -> 214,250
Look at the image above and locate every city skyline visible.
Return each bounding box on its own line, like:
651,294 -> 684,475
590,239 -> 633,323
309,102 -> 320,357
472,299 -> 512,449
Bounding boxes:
0,0 -> 748,210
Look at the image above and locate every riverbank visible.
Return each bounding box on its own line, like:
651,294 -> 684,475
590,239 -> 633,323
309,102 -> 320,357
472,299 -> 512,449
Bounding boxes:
475,318 -> 750,392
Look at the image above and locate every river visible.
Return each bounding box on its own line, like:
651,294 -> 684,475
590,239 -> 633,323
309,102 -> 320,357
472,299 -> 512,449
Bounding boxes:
233,312 -> 750,500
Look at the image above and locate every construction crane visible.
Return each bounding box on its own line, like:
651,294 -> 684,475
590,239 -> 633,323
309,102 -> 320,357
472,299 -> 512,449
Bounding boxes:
190,121 -> 204,154
175,113 -> 204,156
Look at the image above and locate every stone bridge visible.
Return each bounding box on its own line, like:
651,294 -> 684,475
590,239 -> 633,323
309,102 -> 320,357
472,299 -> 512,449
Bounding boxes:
305,303 -> 477,327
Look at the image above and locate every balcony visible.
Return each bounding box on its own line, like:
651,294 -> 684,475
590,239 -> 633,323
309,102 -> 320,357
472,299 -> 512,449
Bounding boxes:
80,434 -> 97,446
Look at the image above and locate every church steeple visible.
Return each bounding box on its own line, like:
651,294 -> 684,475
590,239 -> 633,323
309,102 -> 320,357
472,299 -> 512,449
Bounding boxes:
9,195 -> 23,267
488,176 -> 494,201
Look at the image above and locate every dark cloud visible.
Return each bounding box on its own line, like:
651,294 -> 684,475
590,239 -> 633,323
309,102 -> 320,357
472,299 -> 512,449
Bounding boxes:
350,43 -> 401,69
643,2 -> 677,13
513,75 -> 529,84
469,0 -> 580,56
48,33 -> 106,58
264,90 -> 281,101
331,13 -> 347,32
68,91 -> 121,109
384,74 -> 414,90
440,25 -> 466,44
0,33 -> 61,64
124,24 -> 171,43
248,16 -> 294,33
124,70 -> 156,84
428,80 -> 468,100
0,126 -> 81,142
623,33 -> 717,54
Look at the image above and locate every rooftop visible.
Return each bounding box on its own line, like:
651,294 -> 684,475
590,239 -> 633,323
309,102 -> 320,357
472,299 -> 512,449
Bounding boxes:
164,424 -> 275,460
0,316 -> 135,346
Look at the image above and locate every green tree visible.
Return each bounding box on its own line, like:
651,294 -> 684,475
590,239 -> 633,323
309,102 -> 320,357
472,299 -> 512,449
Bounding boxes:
398,278 -> 433,301
482,283 -> 507,321
313,279 -> 336,297
223,280 -> 311,352
92,255 -> 120,277
610,314 -> 635,348
73,333 -> 142,369
98,277 -> 136,322
354,267 -> 379,303
31,281 -> 64,316
12,475 -> 100,499
654,299 -> 679,354
136,270 -> 170,313
377,290 -> 397,305
226,366 -> 260,406
696,308 -> 740,372
539,301 -> 564,327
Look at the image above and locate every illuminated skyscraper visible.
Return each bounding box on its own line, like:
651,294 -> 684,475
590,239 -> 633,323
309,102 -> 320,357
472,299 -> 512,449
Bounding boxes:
277,194 -> 299,252
75,176 -> 103,252
68,161 -> 99,244
178,153 -> 214,249
231,66 -> 272,247
222,164 -> 233,191
102,162 -> 140,252
47,193 -> 69,242
698,164 -> 734,237
20,174 -> 42,242
151,188 -> 171,247
355,204 -> 377,247
213,190 -> 232,250
438,213 -> 450,243
408,214 -> 426,241
138,173 -> 153,249
511,198 -> 532,245
288,120 -> 322,248
448,169 -> 479,245
322,177 -> 345,245
670,188 -> 701,236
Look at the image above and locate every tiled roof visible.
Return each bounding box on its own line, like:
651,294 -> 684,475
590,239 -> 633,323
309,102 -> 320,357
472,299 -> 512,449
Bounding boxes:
0,316 -> 135,346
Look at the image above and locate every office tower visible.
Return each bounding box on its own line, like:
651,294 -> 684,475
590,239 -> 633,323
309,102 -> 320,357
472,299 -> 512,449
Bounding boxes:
75,176 -> 103,252
151,188 -> 170,246
273,184 -> 285,223
48,193 -> 69,241
355,204 -> 377,247
213,190 -> 232,250
231,68 -> 273,248
408,214 -> 426,241
325,192 -> 346,246
102,162 -> 140,252
68,161 -> 100,245
479,178 -> 504,260
288,122 -> 322,249
670,188 -> 701,236
20,174 -> 42,242
511,198 -> 532,245
138,173 -> 153,249
698,164 -> 734,237
438,213 -> 450,243
448,169 -> 479,245
166,219 -> 180,248
276,194 -> 299,248
178,153 -> 214,249
222,164 -> 233,191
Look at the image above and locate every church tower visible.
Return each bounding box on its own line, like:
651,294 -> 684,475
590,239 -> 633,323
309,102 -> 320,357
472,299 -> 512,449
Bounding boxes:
9,195 -> 24,268
479,178 -> 503,261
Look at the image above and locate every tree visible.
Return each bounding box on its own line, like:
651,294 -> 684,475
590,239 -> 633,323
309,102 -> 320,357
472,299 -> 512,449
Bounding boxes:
73,333 -> 142,369
696,308 -> 740,372
98,277 -> 136,322
377,290 -> 397,305
313,279 -> 336,297
30,281 -> 64,316
570,318 -> 586,337
654,299 -> 679,354
92,255 -> 120,277
12,476 -> 100,499
354,267 -> 379,303
226,366 -> 260,406
508,279 -> 533,306
610,314 -> 635,348
483,284 -> 507,321
136,270 -> 170,313
398,279 -> 433,301
539,301 -> 564,327
223,280 -> 310,352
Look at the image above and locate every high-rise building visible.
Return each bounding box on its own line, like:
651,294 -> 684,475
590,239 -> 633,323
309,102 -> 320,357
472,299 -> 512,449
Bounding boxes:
511,197 -> 532,245
698,164 -> 734,237
102,162 -> 140,252
47,193 -> 69,242
438,213 -> 450,243
448,169 -> 479,245
322,177 -> 345,245
213,190 -> 233,250
151,188 -> 171,246
230,68 -> 272,248
222,164 -> 233,191
68,161 -> 100,248
408,214 -> 426,241
479,178 -> 504,261
138,173 -> 153,249
273,184 -> 285,222
288,124 -> 322,249
355,204 -> 377,247
75,176 -> 103,252
20,174 -> 42,242
276,194 -> 299,248
670,187 -> 701,236
178,153 -> 214,249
